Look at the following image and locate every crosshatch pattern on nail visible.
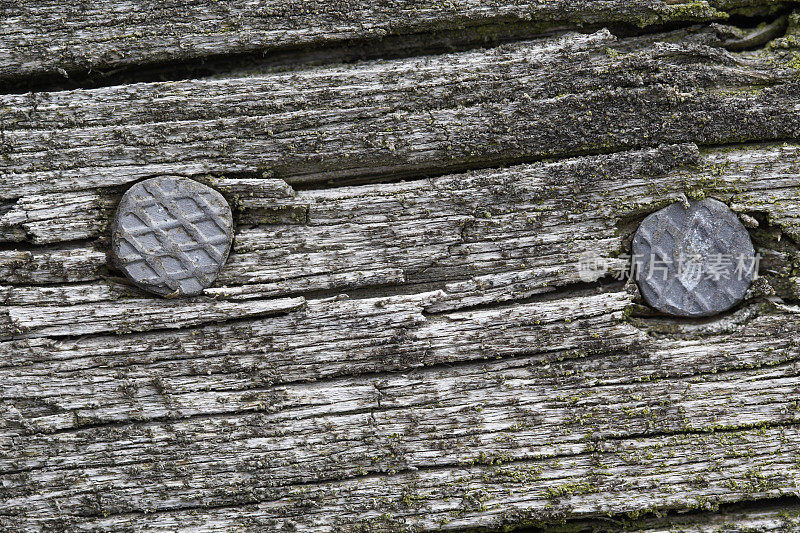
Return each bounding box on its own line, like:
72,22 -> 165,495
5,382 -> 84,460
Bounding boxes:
111,176 -> 234,297
632,198 -> 756,318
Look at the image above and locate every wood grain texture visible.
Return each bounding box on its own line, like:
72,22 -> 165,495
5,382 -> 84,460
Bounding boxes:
0,0 -> 782,84
2,425 -> 799,531
636,503 -> 800,532
2,5 -> 800,532
4,142 -> 800,311
2,26 -> 800,198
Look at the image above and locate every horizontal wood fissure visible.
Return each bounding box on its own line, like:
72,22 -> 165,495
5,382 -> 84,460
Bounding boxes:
3,10 -> 800,532
1,287 -> 799,525
1,25 -> 799,201
3,141 -> 800,316
0,0 -> 784,86
634,498 -> 800,532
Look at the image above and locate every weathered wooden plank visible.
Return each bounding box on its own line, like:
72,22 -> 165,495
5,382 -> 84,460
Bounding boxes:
3,7 -> 800,532
3,296 -> 305,337
4,142 -> 800,313
0,0 -> 778,83
1,285 -> 799,527
1,299 -> 797,476
1,425 -> 797,531
0,291 -> 635,429
1,27 -> 799,199
0,291 -> 796,444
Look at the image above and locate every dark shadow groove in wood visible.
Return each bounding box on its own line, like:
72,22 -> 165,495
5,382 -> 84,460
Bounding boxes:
508,494 -> 800,533
286,136 -> 800,191
421,278 -> 626,316
1,6 -> 792,96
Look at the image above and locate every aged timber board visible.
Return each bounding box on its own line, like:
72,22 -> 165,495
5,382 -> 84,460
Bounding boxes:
2,1 -> 800,532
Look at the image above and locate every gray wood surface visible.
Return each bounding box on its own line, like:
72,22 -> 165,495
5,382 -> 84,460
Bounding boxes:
0,0 -> 784,83
2,1 -> 800,532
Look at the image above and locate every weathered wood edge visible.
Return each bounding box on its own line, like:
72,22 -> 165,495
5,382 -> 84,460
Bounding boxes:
2,23 -> 800,199
3,142 -> 800,321
635,499 -> 800,533
3,425 -> 798,531
0,0 -> 788,85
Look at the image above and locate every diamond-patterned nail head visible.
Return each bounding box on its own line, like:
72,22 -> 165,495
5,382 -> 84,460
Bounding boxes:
111,176 -> 234,297
632,198 -> 756,317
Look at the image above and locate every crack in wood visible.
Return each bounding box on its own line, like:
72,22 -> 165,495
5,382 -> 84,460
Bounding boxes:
3,6 -> 800,530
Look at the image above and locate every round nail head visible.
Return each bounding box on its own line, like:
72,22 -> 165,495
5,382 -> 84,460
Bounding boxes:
111,176 -> 233,297
632,198 -> 755,317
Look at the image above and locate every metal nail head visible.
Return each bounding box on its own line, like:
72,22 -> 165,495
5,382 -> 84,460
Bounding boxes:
111,176 -> 234,297
632,198 -> 756,317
